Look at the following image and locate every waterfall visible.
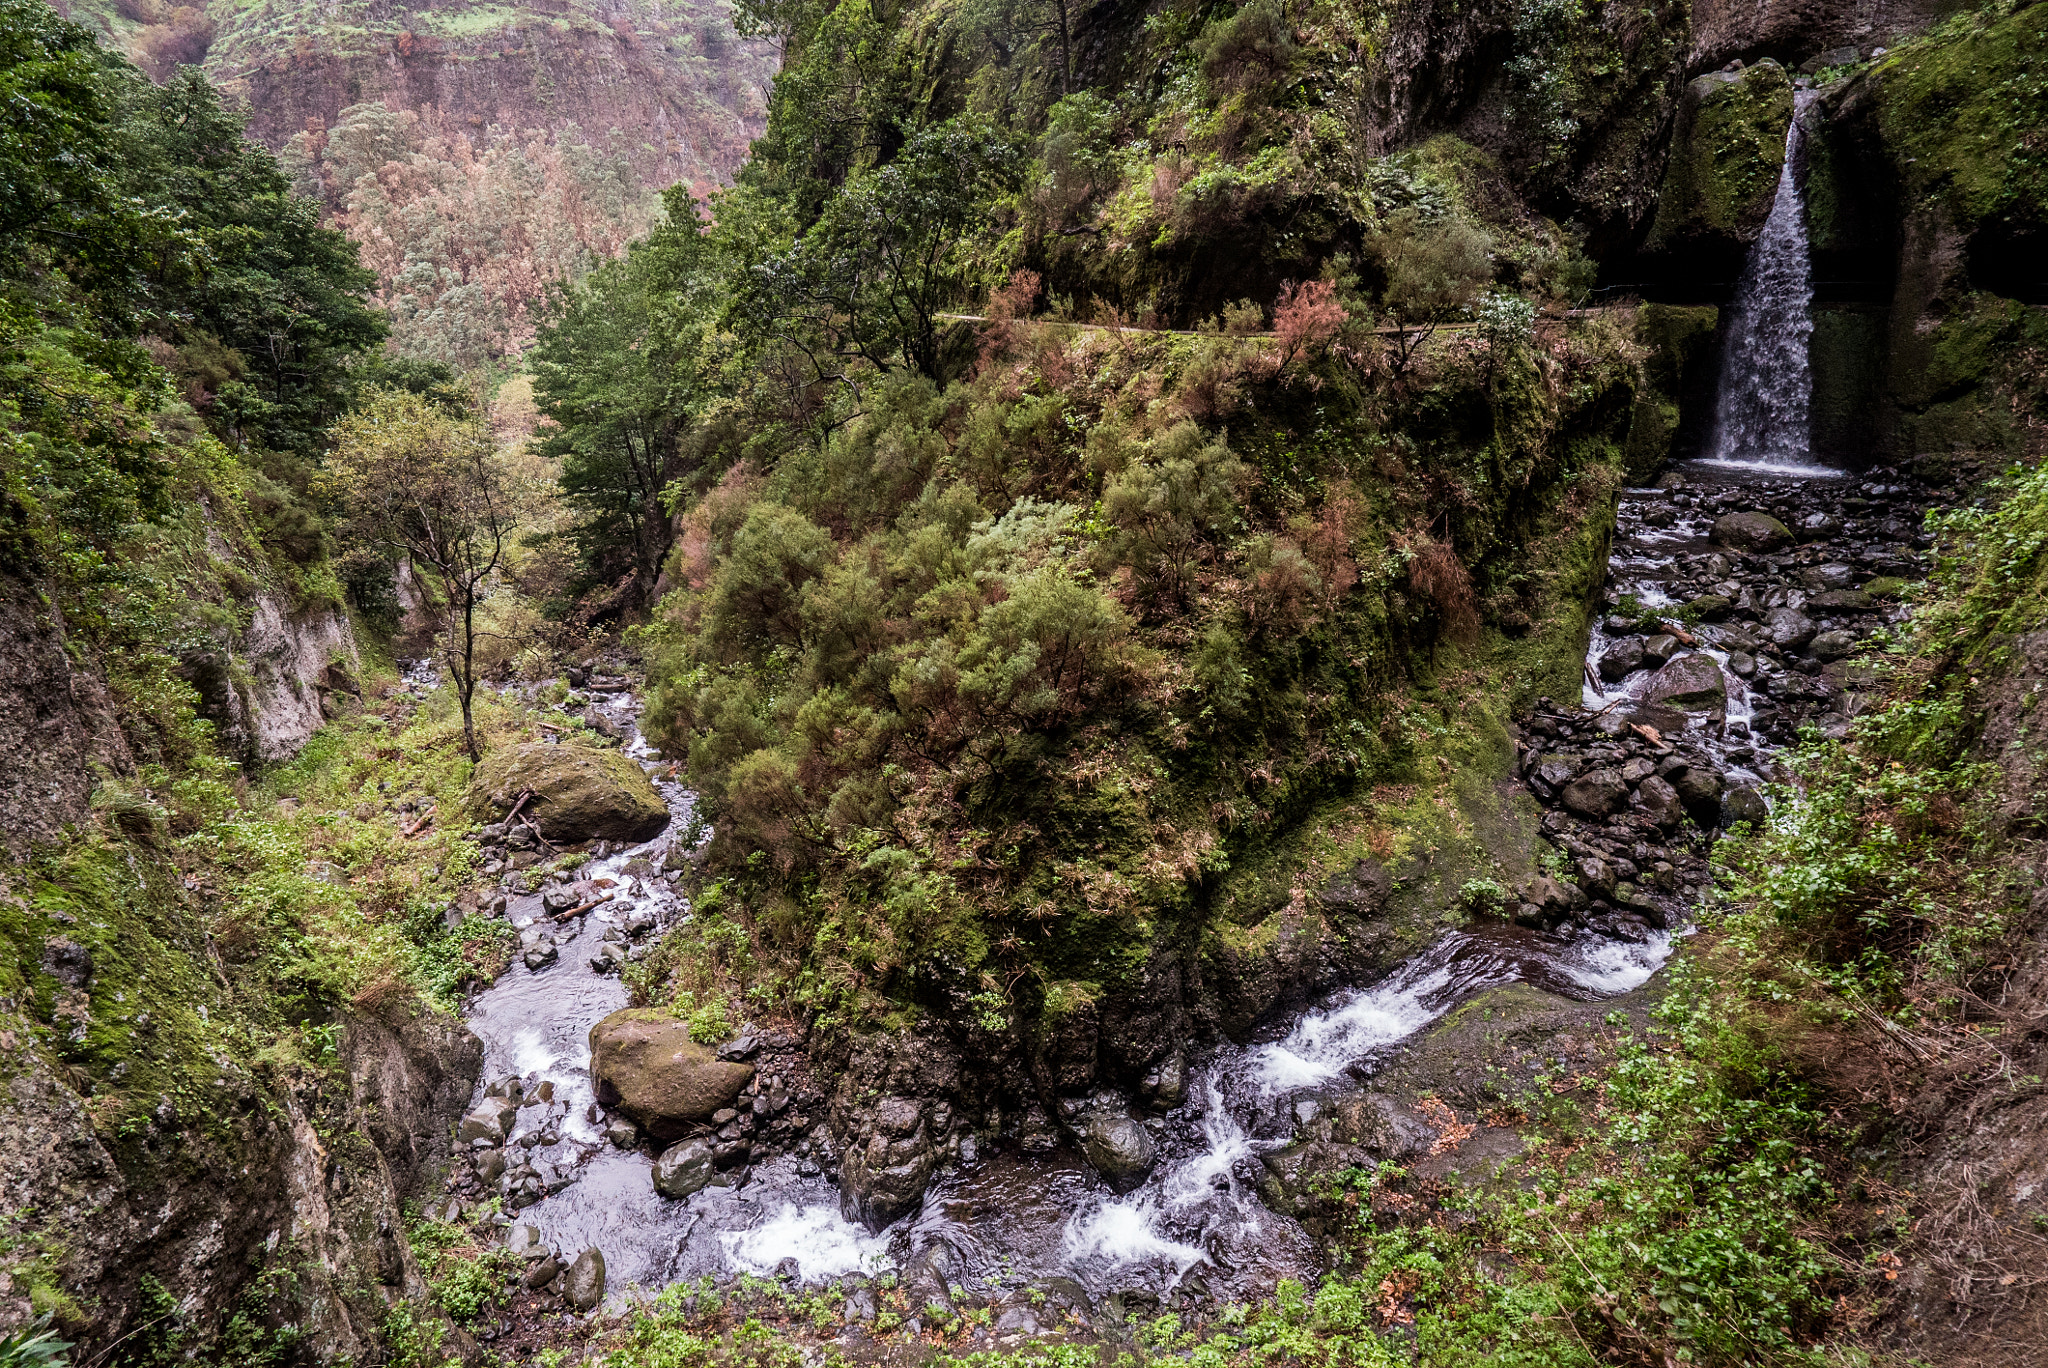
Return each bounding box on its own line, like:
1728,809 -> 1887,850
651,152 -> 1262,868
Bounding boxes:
1706,88 -> 1821,472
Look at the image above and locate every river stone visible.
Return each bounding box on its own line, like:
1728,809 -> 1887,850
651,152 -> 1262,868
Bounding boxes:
1806,589 -> 1874,612
565,1247 -> 606,1310
1764,606 -> 1816,651
1531,754 -> 1582,792
1810,629 -> 1858,662
473,1148 -> 506,1183
1672,767 -> 1726,826
1684,593 -> 1734,621
468,742 -> 670,844
1710,511 -> 1794,552
588,1008 -> 754,1140
1575,856 -> 1616,899
506,1223 -> 549,1259
1798,563 -> 1861,591
458,1098 -> 517,1144
653,1138 -> 717,1199
1597,638 -> 1645,680
1643,653 -> 1727,710
1632,775 -> 1686,830
1642,634 -> 1680,666
1561,768 -> 1628,819
1727,650 -> 1757,678
1722,786 -> 1769,829
1079,1105 -> 1159,1193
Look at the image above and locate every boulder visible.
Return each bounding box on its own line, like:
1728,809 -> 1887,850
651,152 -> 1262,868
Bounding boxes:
1763,607 -> 1817,651
1641,634 -> 1680,666
1631,775 -> 1686,830
1641,60 -> 1794,258
1561,768 -> 1629,819
1805,589 -> 1874,613
1643,653 -> 1727,710
1810,629 -> 1858,662
565,1247 -> 606,1310
588,1009 -> 754,1140
468,742 -> 670,844
840,1096 -> 938,1231
1683,593 -> 1734,621
653,1138 -> 717,1199
1722,786 -> 1769,829
1672,767 -> 1726,826
1597,638 -> 1645,681
1798,563 -> 1861,592
1710,511 -> 1794,553
458,1098 -> 517,1145
1079,1104 -> 1158,1193
1575,856 -> 1617,900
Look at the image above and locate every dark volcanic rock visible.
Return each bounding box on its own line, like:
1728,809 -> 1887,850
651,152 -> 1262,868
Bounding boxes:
1710,511 -> 1794,552
1644,653 -> 1727,710
1561,769 -> 1629,818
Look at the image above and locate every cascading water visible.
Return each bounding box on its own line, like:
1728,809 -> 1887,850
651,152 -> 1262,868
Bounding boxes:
1706,88 -> 1823,473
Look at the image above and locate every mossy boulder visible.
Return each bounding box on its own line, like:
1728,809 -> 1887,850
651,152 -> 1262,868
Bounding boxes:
1643,60 -> 1794,259
469,742 -> 670,843
588,1008 -> 754,1140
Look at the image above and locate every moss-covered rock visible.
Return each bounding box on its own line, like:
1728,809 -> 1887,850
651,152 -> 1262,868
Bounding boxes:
1643,61 -> 1794,260
1625,304 -> 1719,479
468,741 -> 669,843
588,1008 -> 755,1140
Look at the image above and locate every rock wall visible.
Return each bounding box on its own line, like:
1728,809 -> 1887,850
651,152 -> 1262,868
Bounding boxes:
0,568 -> 135,858
199,0 -> 774,195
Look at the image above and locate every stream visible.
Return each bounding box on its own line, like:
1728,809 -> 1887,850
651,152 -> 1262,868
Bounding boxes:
446,79 -> 1926,1327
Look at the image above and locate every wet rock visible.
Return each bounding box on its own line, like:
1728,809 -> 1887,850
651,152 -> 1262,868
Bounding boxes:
1575,856 -> 1617,899
459,1098 -> 518,1145
1722,786 -> 1768,829
716,1034 -> 760,1062
1806,589 -> 1874,613
1810,629 -> 1858,662
653,1138 -> 717,1198
1138,1047 -> 1188,1110
468,741 -> 670,844
1079,1103 -> 1158,1193
841,1096 -> 937,1231
1644,653 -> 1727,711
1764,606 -> 1816,651
1798,563 -> 1861,592
1531,753 -> 1583,792
1684,593 -> 1734,621
995,1305 -> 1041,1334
588,1009 -> 755,1140
522,943 -> 558,972
1631,775 -> 1686,830
472,1148 -> 507,1183
1561,768 -> 1628,819
1315,859 -> 1392,914
1597,638 -> 1645,680
1727,650 -> 1757,678
565,1247 -> 606,1310
1672,767 -> 1726,826
845,1287 -> 878,1323
1641,634 -> 1680,666
1710,511 -> 1794,553
506,1223 -> 550,1259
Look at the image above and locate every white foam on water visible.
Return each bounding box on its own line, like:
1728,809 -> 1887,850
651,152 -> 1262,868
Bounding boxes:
1060,1198 -> 1207,1272
719,1204 -> 894,1280
1694,456 -> 1846,478
1557,930 -> 1675,994
1251,961 -> 1456,1094
509,1027 -> 555,1077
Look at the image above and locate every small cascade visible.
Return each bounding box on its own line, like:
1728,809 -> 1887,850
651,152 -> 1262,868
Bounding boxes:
1706,88 -> 1823,473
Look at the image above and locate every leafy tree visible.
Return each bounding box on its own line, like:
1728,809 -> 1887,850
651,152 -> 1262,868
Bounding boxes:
1371,207 -> 1495,372
751,118 -> 1022,383
324,390 -> 513,758
531,193 -> 722,595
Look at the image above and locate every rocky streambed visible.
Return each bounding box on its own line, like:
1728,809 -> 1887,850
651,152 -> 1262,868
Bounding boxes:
408,454 -> 1945,1348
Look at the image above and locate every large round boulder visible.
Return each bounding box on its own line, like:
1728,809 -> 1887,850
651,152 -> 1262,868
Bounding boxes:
469,742 -> 670,844
1710,511 -> 1794,553
1079,1104 -> 1158,1193
1643,653 -> 1728,711
653,1138 -> 718,1199
588,1009 -> 754,1140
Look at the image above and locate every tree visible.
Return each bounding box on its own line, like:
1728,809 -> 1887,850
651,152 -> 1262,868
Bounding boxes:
752,118 -> 1022,384
1370,208 -> 1494,373
531,193 -> 717,596
324,390 -> 512,758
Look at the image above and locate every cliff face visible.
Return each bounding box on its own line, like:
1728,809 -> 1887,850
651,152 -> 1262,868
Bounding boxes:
201,0 -> 773,196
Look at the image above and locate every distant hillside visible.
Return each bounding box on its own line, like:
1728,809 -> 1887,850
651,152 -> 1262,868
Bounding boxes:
60,0 -> 776,363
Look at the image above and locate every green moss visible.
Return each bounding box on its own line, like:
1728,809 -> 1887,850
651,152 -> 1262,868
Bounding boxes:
1643,62 -> 1793,251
